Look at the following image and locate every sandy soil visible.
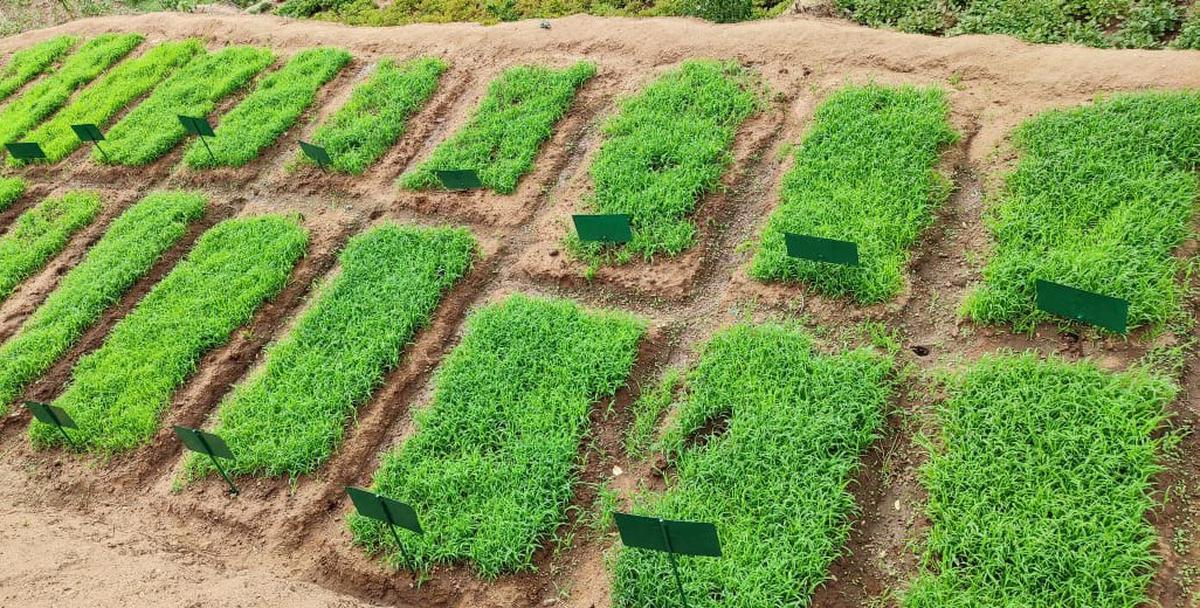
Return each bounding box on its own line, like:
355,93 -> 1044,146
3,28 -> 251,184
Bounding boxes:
0,10 -> 1199,608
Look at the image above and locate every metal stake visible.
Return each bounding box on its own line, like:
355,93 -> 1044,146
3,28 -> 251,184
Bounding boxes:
659,518 -> 689,608
197,432 -> 238,495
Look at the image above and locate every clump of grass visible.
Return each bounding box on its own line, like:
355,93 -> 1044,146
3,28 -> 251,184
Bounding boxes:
350,294 -> 644,578
188,224 -> 475,479
624,367 -> 682,460
29,215 -> 308,453
398,62 -> 595,194
277,0 -> 788,25
0,177 -> 27,211
1174,6 -> 1200,49
0,34 -> 143,150
903,353 -> 1176,607
612,323 -> 894,607
0,36 -> 76,102
963,91 -> 1200,333
99,45 -> 275,166
302,57 -> 445,174
15,39 -> 203,166
0,191 -> 102,303
750,84 -> 956,304
0,191 -> 205,415
184,47 -> 350,169
569,60 -> 761,265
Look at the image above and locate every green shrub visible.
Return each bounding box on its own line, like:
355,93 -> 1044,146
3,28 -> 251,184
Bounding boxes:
189,224 -> 475,479
0,34 -> 142,150
15,40 -> 202,166
750,84 -> 956,303
963,91 -> 1200,332
0,177 -> 26,211
350,294 -> 644,577
903,353 -> 1175,607
99,45 -> 274,166
29,215 -> 308,453
0,191 -> 205,414
0,191 -> 102,303
0,36 -> 76,102
612,323 -> 893,607
184,47 -> 350,168
1113,0 -> 1180,48
303,57 -> 445,174
398,62 -> 595,194
1172,6 -> 1200,49
685,0 -> 752,22
570,60 -> 760,265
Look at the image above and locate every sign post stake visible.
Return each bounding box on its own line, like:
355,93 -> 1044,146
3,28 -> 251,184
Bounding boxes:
173,425 -> 238,495
658,518 -> 690,608
198,432 -> 237,495
24,401 -> 76,447
70,124 -> 109,162
346,486 -> 424,564
177,115 -> 217,165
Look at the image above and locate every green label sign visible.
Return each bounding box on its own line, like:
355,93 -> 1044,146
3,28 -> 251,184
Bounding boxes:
174,425 -> 238,494
299,140 -> 330,168
25,401 -> 76,429
573,214 -> 633,244
1035,279 -> 1129,333
434,169 -> 482,191
6,142 -> 46,161
347,487 -> 423,535
177,115 -> 214,137
784,233 -> 859,266
614,512 -> 721,557
71,123 -> 105,142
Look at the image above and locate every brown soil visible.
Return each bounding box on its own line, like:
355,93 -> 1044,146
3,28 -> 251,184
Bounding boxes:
1,11 -> 1200,608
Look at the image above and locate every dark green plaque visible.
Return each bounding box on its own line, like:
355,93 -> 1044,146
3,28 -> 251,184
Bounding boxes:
573,214 -> 633,244
6,142 -> 46,161
173,425 -> 238,494
71,123 -> 104,142
347,486 -> 423,553
614,512 -> 720,608
1035,279 -> 1129,334
434,169 -> 483,191
784,233 -> 859,266
177,115 -> 215,137
299,140 -> 330,169
25,401 -> 77,447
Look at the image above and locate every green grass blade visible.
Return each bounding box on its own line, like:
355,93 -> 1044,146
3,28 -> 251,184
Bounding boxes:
0,190 -> 102,303
0,36 -> 77,103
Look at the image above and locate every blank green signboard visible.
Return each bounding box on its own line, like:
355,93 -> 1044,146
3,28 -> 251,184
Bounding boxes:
1035,279 -> 1129,333
784,232 -> 860,266
346,486 -> 423,534
174,425 -> 233,459
6,142 -> 46,161
71,123 -> 104,142
299,140 -> 330,168
434,169 -> 482,190
573,214 -> 633,244
25,400 -> 76,428
177,115 -> 214,137
614,512 -> 721,557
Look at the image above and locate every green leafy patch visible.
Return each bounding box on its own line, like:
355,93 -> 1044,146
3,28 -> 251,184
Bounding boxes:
0,177 -> 27,211
0,36 -> 76,102
0,190 -> 102,303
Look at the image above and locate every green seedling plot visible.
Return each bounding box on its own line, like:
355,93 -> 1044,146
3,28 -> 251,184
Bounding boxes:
903,353 -> 1176,607
0,36 -> 76,103
0,177 -> 27,211
29,215 -> 308,453
611,323 -> 893,608
963,90 -> 1200,332
183,47 -> 351,169
302,57 -> 445,175
0,192 -> 205,415
98,45 -> 275,166
570,60 -> 760,265
399,61 -> 596,194
750,84 -> 956,303
0,34 -> 142,153
14,39 -> 203,166
186,224 -> 475,479
0,191 -> 101,303
350,294 -> 644,577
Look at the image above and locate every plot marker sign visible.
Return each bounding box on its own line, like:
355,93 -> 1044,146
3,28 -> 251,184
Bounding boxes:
434,169 -> 482,191
346,486 -> 423,552
178,115 -> 216,164
71,123 -> 109,162
173,425 -> 238,495
299,140 -> 330,170
24,401 -> 76,447
573,214 -> 633,244
1035,279 -> 1129,334
784,233 -> 859,266
6,142 -> 46,163
614,512 -> 721,608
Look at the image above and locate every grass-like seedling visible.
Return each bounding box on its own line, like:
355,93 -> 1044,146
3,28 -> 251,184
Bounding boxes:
99,45 -> 275,166
398,62 -> 595,194
14,40 -> 203,166
0,191 -> 101,303
624,367 -> 681,460
350,294 -> 644,577
188,224 -> 475,479
0,36 -> 76,102
903,353 -> 1176,607
303,57 -> 445,174
611,323 -> 893,607
184,47 -> 351,169
572,60 -> 760,264
963,91 -> 1200,332
29,215 -> 307,453
0,34 -> 142,149
0,177 -> 26,211
750,84 -> 956,304
0,191 -> 205,415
